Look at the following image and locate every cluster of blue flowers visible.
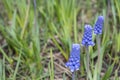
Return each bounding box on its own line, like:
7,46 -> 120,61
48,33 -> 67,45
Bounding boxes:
65,44 -> 80,72
81,25 -> 95,46
94,16 -> 104,35
65,16 -> 104,72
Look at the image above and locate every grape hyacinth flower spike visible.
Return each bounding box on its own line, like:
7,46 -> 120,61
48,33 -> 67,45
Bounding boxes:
94,16 -> 104,35
81,25 -> 95,46
65,44 -> 80,72
94,16 -> 104,79
65,44 -> 80,80
81,24 -> 94,80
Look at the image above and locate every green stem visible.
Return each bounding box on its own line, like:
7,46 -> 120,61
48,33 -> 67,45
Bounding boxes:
72,72 -> 75,80
85,46 -> 89,80
96,35 -> 101,79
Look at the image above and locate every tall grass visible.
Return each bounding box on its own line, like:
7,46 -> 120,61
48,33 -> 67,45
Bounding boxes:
0,0 -> 120,79
0,0 -> 42,79
39,0 -> 80,60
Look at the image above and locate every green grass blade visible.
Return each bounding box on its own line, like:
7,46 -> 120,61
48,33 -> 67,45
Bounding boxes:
13,52 -> 21,80
102,63 -> 114,80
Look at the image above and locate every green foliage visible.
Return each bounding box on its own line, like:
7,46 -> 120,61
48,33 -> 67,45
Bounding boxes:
0,0 -> 120,79
102,63 -> 114,80
0,0 -> 42,79
39,0 -> 80,60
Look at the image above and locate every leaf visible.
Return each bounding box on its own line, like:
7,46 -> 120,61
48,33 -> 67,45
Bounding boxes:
102,63 -> 114,80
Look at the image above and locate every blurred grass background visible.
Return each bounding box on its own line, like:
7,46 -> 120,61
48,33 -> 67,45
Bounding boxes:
0,0 -> 120,80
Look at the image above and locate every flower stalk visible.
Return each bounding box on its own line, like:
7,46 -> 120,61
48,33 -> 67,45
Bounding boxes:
94,16 -> 104,79
81,25 -> 94,80
72,72 -> 75,80
85,46 -> 89,80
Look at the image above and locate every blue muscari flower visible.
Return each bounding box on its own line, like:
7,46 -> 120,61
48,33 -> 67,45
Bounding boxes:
81,25 -> 95,46
65,44 -> 80,72
94,16 -> 104,35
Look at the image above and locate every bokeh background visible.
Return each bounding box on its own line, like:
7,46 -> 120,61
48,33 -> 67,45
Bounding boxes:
0,0 -> 120,80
